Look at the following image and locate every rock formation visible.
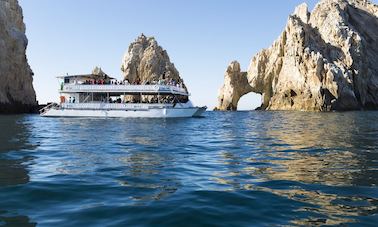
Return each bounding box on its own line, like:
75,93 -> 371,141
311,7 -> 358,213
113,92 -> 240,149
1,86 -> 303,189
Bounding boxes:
0,0 -> 37,113
216,61 -> 252,110
121,34 -> 185,88
217,0 -> 378,111
92,66 -> 107,77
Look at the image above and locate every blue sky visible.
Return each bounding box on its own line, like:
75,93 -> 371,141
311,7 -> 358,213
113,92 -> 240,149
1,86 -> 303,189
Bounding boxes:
19,0 -> 375,110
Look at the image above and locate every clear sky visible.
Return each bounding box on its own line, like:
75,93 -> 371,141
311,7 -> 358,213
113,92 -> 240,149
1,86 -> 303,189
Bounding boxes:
18,0 -> 376,110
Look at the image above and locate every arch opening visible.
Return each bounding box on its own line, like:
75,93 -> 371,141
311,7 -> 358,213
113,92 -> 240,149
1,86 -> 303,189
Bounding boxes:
237,92 -> 262,111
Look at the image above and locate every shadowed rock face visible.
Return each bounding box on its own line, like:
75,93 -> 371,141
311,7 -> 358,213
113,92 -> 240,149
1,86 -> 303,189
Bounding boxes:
0,0 -> 37,113
218,0 -> 378,111
121,34 -> 185,88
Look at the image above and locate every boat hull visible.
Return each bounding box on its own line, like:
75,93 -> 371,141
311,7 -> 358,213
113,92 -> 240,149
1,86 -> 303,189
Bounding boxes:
41,107 -> 206,118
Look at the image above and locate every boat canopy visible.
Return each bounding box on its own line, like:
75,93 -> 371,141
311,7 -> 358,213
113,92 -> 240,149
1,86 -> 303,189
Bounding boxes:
57,74 -> 116,81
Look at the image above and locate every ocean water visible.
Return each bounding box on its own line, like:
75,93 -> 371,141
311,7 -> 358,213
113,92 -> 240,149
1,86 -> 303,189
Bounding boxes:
0,111 -> 378,226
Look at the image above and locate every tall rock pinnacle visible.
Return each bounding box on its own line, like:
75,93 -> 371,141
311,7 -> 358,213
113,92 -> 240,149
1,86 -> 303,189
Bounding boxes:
121,34 -> 185,88
0,0 -> 37,113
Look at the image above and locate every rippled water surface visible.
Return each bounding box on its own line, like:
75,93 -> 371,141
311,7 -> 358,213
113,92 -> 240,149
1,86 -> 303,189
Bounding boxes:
1,111 -> 378,226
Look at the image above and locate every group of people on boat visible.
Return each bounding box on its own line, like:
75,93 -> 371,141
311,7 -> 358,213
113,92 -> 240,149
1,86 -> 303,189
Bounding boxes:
78,78 -> 184,88
60,93 -> 188,105
82,79 -> 131,85
105,95 -> 188,105
60,96 -> 76,103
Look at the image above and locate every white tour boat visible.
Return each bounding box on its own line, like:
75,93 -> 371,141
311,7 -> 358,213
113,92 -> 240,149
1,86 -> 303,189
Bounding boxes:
40,74 -> 207,118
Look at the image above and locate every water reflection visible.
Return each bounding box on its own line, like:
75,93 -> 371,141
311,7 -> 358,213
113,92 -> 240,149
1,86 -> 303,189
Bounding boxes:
214,111 -> 378,225
262,112 -> 378,225
262,112 -> 378,186
0,115 -> 36,226
27,118 -> 183,205
118,151 -> 180,203
0,115 -> 33,186
0,112 -> 377,226
0,158 -> 30,186
0,213 -> 36,227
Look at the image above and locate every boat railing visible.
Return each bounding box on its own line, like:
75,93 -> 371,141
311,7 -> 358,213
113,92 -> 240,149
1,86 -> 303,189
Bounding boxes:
61,103 -> 174,110
39,102 -> 60,114
61,84 -> 188,95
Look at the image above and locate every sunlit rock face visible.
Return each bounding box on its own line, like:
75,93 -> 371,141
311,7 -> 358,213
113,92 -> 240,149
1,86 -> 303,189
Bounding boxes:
216,61 -> 252,111
121,34 -> 185,88
219,0 -> 378,111
0,0 -> 37,113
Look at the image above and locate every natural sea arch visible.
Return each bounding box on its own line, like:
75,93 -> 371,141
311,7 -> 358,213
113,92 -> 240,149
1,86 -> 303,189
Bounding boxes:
237,92 -> 262,110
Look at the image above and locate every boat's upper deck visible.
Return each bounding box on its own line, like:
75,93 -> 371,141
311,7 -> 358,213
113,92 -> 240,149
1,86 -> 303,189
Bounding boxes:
58,73 -> 189,96
60,84 -> 189,96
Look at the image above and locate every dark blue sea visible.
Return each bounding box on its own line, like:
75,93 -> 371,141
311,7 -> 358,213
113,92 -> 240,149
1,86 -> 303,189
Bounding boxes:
1,111 -> 378,226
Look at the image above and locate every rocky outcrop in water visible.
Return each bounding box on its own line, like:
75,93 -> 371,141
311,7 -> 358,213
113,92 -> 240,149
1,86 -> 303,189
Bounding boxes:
121,34 -> 185,88
216,61 -> 252,111
0,0 -> 37,113
217,0 -> 378,111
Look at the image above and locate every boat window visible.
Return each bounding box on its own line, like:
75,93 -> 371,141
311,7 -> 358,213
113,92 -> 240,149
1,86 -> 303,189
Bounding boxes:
64,78 -> 70,84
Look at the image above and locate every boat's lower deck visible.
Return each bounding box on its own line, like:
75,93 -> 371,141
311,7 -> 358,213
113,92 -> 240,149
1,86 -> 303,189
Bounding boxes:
41,106 -> 206,118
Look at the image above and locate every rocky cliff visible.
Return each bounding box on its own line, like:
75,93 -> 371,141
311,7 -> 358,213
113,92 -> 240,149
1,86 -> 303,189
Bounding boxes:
121,34 -> 185,88
217,0 -> 378,111
0,0 -> 37,113
216,61 -> 252,111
